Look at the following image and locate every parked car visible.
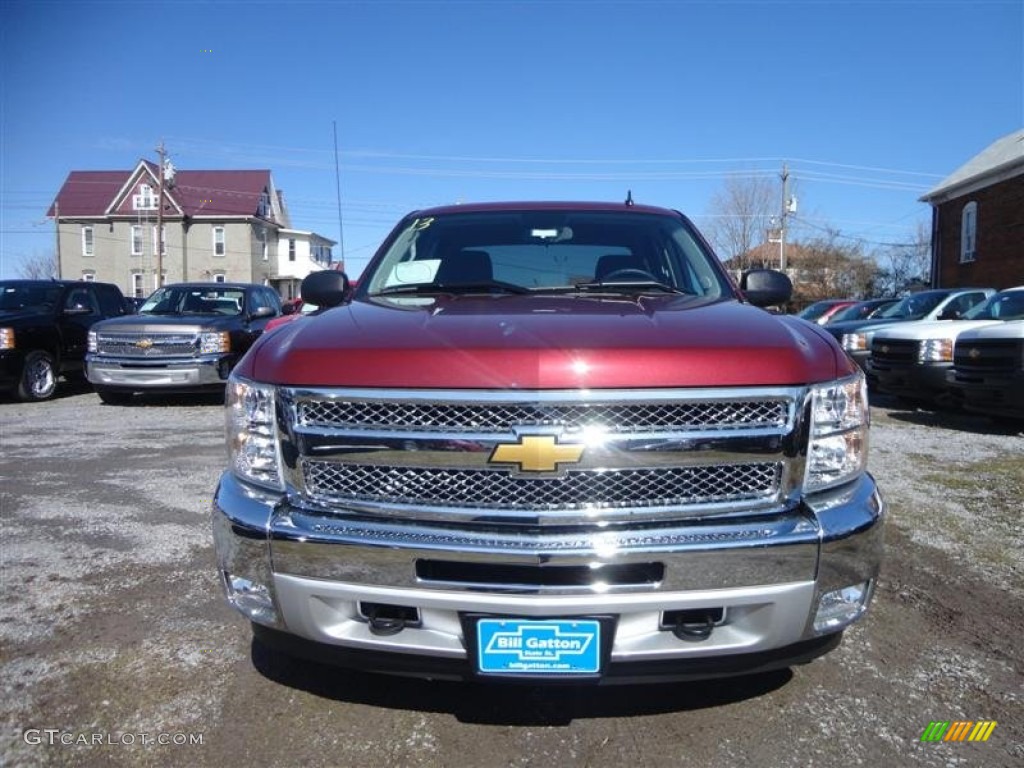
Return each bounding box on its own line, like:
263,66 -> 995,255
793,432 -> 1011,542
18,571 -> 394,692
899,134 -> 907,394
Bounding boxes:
825,288 -> 995,380
796,299 -> 857,325
946,316 -> 1024,419
869,287 -> 1024,405
85,282 -> 282,404
825,298 -> 899,325
0,279 -> 129,401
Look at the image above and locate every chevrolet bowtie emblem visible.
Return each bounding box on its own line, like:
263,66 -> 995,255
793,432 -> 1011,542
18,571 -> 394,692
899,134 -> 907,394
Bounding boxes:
489,435 -> 584,473
135,338 -> 154,350
968,347 -> 981,359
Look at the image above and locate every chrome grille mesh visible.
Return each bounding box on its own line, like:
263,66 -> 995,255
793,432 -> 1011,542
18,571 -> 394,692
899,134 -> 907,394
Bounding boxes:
297,399 -> 788,433
302,461 -> 781,511
96,333 -> 197,357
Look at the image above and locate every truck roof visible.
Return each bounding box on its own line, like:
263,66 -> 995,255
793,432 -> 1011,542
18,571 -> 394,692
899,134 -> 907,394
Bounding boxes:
405,200 -> 683,218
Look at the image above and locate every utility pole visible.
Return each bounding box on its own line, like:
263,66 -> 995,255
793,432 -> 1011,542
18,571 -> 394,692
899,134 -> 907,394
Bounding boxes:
332,121 -> 346,272
155,140 -> 166,289
54,201 -> 61,278
779,163 -> 789,272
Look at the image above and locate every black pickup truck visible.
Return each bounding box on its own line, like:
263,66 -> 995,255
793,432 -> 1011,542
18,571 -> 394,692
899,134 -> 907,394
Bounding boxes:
0,279 -> 130,401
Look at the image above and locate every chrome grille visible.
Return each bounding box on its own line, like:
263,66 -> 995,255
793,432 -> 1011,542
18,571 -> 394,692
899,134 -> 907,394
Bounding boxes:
297,399 -> 789,433
96,332 -> 197,357
302,460 -> 781,512
283,386 -> 801,522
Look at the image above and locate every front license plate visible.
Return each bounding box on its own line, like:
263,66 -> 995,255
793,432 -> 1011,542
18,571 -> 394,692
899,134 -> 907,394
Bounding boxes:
476,618 -> 601,675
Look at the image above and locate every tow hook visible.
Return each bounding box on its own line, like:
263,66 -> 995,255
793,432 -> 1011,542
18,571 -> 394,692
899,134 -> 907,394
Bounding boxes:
671,614 -> 715,642
360,602 -> 420,636
364,607 -> 406,636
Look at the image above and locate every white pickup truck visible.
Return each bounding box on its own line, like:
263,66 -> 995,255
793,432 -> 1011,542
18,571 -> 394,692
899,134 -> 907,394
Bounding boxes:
868,287 -> 1024,406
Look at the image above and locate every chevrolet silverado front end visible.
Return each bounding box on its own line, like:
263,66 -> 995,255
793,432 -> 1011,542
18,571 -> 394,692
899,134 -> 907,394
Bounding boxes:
212,202 -> 884,683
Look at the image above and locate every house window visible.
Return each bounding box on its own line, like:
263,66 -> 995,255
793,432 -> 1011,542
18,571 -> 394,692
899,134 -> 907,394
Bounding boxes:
82,226 -> 94,256
133,184 -> 157,210
213,227 -> 225,256
258,227 -> 268,260
288,238 -> 296,262
131,225 -> 143,256
257,190 -> 271,218
132,273 -> 144,298
152,224 -> 166,256
213,273 -> 226,283
960,201 -> 977,263
81,271 -> 95,282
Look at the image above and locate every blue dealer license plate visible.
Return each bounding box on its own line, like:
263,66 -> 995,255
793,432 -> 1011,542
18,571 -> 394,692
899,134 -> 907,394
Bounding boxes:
476,618 -> 601,675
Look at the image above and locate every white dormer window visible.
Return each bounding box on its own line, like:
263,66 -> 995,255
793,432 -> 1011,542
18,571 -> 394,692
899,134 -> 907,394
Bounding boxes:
960,201 -> 977,263
133,184 -> 158,210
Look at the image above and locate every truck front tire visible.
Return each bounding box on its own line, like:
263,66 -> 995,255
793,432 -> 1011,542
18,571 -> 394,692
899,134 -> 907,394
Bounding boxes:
17,350 -> 58,401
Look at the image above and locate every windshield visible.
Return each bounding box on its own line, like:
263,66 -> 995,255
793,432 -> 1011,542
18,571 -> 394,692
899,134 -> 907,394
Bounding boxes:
963,290 -> 1024,321
798,300 -> 840,321
140,287 -> 245,316
875,291 -> 947,320
362,210 -> 731,299
0,282 -> 63,311
829,300 -> 895,323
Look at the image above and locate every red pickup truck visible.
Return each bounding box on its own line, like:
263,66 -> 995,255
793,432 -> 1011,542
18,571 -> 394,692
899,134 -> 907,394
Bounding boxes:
213,201 -> 883,683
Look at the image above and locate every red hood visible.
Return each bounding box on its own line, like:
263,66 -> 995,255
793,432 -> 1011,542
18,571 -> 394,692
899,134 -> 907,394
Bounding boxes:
239,294 -> 850,388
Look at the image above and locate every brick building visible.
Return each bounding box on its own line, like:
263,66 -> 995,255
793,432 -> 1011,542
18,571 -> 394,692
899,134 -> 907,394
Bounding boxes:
920,130 -> 1024,290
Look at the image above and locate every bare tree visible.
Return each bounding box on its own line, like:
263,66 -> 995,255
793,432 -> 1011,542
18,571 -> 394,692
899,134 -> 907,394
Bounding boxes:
17,250 -> 59,279
703,174 -> 777,269
788,235 -> 879,306
873,221 -> 931,295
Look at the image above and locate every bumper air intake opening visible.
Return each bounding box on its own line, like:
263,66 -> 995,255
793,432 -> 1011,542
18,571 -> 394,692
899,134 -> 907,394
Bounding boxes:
661,607 -> 726,642
358,602 -> 422,636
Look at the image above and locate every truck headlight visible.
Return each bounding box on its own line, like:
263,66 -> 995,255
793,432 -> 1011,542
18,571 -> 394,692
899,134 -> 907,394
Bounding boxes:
805,372 -> 869,492
0,327 -> 13,350
842,332 -> 868,352
918,338 -> 953,363
226,375 -> 283,490
201,331 -> 231,354
87,330 -> 97,353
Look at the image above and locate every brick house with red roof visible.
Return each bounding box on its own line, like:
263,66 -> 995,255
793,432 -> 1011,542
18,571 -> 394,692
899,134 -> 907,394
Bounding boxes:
48,160 -> 335,299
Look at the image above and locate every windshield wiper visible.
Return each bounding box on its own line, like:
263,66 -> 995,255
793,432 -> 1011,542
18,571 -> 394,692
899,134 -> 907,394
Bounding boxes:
372,280 -> 529,296
570,280 -> 688,295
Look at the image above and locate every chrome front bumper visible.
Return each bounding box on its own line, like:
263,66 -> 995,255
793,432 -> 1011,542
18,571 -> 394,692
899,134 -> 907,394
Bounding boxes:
87,354 -> 232,389
213,471 -> 883,675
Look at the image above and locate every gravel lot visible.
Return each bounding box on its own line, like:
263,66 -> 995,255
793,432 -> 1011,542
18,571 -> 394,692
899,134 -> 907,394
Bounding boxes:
1,384 -> 1021,768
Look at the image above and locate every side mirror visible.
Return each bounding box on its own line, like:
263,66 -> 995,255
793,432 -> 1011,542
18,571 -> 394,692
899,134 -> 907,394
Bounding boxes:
937,308 -> 960,320
740,269 -> 792,308
281,302 -> 296,316
302,270 -> 351,309
250,306 -> 276,319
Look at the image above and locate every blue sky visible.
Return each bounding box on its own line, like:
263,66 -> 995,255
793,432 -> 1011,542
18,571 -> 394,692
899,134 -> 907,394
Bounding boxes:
1,0 -> 1021,279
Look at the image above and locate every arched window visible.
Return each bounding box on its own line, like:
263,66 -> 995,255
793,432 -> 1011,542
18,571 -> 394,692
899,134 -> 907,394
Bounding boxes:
960,201 -> 977,263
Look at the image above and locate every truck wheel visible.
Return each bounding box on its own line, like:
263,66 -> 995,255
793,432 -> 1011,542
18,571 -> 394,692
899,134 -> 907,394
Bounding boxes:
17,351 -> 58,401
95,387 -> 133,405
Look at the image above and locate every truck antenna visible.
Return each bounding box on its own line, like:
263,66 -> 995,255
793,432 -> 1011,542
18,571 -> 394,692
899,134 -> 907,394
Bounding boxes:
625,190 -> 634,207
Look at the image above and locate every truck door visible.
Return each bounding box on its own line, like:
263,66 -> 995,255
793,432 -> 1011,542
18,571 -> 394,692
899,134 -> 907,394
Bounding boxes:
60,286 -> 101,369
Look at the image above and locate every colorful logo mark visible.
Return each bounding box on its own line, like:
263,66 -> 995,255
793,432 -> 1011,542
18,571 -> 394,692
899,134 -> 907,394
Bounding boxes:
920,721 -> 997,742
